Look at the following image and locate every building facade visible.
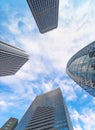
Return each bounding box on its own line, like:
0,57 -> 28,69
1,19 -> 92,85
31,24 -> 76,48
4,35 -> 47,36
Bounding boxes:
15,88 -> 73,130
27,0 -> 59,33
66,41 -> 95,97
0,117 -> 18,130
0,41 -> 28,76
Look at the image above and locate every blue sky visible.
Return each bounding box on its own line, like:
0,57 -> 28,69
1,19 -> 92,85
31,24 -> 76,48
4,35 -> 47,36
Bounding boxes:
0,0 -> 95,129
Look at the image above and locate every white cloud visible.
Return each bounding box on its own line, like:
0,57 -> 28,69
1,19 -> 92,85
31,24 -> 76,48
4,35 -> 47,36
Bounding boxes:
71,108 -> 95,130
0,100 -> 14,111
59,79 -> 77,101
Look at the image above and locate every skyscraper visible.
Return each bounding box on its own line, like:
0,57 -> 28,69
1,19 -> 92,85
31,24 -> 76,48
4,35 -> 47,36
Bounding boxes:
0,117 -> 18,130
0,40 -> 29,76
66,41 -> 95,97
15,88 -> 73,130
27,0 -> 59,33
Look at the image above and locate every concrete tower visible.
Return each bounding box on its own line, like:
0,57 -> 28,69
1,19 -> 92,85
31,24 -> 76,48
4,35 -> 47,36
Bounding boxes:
27,0 -> 59,33
15,88 -> 73,130
0,41 -> 28,76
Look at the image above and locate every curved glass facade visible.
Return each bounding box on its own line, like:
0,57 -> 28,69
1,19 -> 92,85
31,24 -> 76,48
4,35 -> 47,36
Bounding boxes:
66,41 -> 95,97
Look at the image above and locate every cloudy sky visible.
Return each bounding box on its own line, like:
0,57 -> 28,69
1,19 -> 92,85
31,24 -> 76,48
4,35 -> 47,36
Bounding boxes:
0,0 -> 95,129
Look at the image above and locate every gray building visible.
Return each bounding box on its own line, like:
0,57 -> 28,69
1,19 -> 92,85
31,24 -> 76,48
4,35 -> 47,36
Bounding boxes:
0,41 -> 28,76
15,88 -> 73,130
0,117 -> 18,130
66,41 -> 95,97
27,0 -> 59,33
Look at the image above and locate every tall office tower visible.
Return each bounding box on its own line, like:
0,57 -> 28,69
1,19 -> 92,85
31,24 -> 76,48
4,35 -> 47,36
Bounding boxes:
0,41 -> 29,76
0,117 -> 18,130
66,41 -> 95,97
27,0 -> 59,33
15,88 -> 73,130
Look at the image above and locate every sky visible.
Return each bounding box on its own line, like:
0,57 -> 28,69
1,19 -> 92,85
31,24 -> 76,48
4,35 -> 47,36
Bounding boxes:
0,0 -> 95,129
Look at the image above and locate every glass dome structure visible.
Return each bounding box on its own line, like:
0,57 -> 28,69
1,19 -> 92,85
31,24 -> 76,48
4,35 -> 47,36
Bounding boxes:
66,41 -> 95,97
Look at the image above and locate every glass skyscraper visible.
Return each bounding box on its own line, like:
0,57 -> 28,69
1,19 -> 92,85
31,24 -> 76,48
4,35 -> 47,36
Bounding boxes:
27,0 -> 59,33
66,41 -> 95,97
15,88 -> 73,130
0,40 -> 29,76
0,117 -> 18,130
